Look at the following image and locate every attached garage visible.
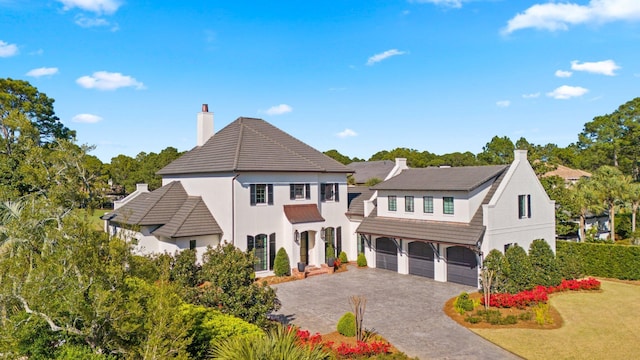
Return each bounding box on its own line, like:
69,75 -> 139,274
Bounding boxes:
446,246 -> 478,287
408,241 -> 434,278
375,237 -> 397,271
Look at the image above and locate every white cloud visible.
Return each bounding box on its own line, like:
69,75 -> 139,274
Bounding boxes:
503,0 -> 640,34
496,100 -> 511,108
26,67 -> 59,77
411,0 -> 464,8
337,129 -> 358,138
555,70 -> 573,78
366,49 -> 406,66
522,92 -> 541,99
0,40 -> 18,57
571,59 -> 620,76
76,71 -> 145,90
547,85 -> 589,99
72,113 -> 103,123
264,104 -> 292,115
75,15 -> 109,27
57,0 -> 121,14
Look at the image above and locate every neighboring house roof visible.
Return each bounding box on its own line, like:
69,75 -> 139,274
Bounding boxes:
372,165 -> 508,192
346,186 -> 376,216
152,197 -> 222,238
346,160 -> 395,184
158,117 -> 351,175
543,164 -> 591,181
357,165 -> 509,247
102,181 -> 222,238
284,204 -> 325,224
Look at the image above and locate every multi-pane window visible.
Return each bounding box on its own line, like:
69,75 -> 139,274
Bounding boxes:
290,183 -> 311,200
423,196 -> 434,213
518,194 -> 531,219
321,183 -> 340,202
388,196 -> 397,211
189,239 -> 196,250
247,233 -> 276,271
443,197 -> 454,215
250,184 -> 273,205
405,196 -> 414,212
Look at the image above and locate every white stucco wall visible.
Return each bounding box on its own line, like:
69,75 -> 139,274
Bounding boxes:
482,151 -> 556,256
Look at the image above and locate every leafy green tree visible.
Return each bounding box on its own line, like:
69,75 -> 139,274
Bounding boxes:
627,182 -> 640,234
529,239 -> 561,287
323,149 -> 353,165
198,243 -> 279,328
369,147 -> 436,167
364,177 -> 382,186
0,78 -> 74,149
541,175 -> 578,237
503,245 -> 533,293
482,249 -> 507,293
477,136 -> 514,165
571,177 -> 604,241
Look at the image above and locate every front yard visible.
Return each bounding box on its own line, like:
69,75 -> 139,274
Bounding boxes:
471,279 -> 640,359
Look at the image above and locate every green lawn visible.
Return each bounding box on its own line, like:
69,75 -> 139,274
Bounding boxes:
472,280 -> 640,359
82,209 -> 109,231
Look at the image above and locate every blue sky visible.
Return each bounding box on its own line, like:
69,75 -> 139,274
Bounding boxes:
1,0 -> 639,162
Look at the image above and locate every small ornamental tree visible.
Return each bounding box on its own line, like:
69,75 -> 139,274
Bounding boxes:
273,247 -> 291,277
482,249 -> 507,293
357,253 -> 367,267
529,239 -> 561,287
504,244 -> 534,294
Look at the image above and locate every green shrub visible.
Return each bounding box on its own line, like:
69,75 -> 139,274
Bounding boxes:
557,241 -> 640,280
529,239 -> 561,287
357,252 -> 367,267
504,244 -> 533,293
502,315 -> 518,325
482,249 -> 507,293
337,312 -> 357,337
273,247 -> 291,277
454,292 -> 475,314
56,344 -> 115,359
464,316 -> 482,324
180,303 -> 263,358
339,251 -> 348,263
519,312 -> 533,321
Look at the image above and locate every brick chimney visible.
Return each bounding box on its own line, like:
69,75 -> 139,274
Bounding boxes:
197,104 -> 214,146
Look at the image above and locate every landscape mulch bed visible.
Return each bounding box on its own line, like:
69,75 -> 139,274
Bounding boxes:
258,264 -> 350,286
320,331 -> 402,354
443,291 -> 564,329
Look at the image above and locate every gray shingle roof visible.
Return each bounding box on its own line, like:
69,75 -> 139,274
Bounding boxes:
346,186 -> 376,216
102,182 -> 222,238
357,165 -> 509,246
372,165 -> 508,192
157,117 -> 351,175
346,160 -> 395,184
152,197 -> 222,238
104,181 -> 188,225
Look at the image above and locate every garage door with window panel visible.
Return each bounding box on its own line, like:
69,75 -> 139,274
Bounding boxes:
446,246 -> 478,286
408,241 -> 435,278
375,237 -> 397,271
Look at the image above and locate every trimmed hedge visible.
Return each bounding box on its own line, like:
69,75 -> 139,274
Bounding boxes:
557,241 -> 640,280
273,247 -> 291,277
357,252 -> 367,267
337,312 -> 356,337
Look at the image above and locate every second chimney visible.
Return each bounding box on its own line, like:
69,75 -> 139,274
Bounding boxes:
197,104 -> 214,146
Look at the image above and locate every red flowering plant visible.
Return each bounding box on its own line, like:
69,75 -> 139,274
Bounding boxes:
334,258 -> 342,269
335,341 -> 392,358
482,278 -> 601,308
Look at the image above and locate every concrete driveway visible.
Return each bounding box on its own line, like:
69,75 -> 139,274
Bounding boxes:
271,266 -> 521,360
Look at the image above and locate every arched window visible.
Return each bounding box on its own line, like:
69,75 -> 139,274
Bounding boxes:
324,227 -> 335,262
247,233 -> 276,272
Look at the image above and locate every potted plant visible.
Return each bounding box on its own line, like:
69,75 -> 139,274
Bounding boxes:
326,244 -> 336,267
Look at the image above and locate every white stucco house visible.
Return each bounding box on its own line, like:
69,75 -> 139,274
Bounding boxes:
350,150 -> 556,287
103,105 -> 352,274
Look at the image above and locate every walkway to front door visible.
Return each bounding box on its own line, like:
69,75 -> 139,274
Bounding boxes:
272,266 -> 520,360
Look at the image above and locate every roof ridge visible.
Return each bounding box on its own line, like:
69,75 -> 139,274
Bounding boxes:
137,181 -> 178,223
172,197 -> 201,236
243,119 -> 324,171
232,118 -> 244,170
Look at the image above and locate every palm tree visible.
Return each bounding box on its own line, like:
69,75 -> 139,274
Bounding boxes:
625,182 -> 640,234
591,166 -> 631,241
572,178 -> 603,241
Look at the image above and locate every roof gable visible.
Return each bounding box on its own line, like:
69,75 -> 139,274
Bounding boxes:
158,117 -> 350,175
152,197 -> 222,238
106,181 -> 188,225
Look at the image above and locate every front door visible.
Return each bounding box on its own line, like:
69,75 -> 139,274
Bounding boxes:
300,231 -> 309,265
